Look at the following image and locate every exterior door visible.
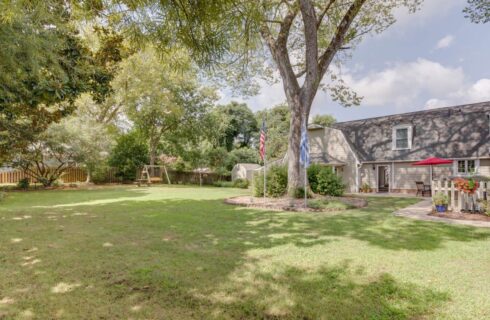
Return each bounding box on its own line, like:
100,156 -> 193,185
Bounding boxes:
378,165 -> 390,192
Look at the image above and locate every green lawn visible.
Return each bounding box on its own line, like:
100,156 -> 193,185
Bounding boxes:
1,186 -> 490,319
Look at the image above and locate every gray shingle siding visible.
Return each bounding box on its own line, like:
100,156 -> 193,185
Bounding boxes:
331,102 -> 490,162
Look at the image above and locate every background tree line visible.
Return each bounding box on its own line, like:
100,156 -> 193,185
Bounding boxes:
0,1 -> 337,186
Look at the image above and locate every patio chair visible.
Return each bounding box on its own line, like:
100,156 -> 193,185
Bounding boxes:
415,181 -> 431,197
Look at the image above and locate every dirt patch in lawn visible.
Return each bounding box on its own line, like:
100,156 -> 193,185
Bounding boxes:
225,196 -> 367,212
429,211 -> 490,222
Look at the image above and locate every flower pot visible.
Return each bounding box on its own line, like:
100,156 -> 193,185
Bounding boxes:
435,205 -> 447,213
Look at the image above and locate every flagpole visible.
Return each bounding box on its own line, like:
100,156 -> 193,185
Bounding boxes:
304,116 -> 307,208
263,110 -> 267,203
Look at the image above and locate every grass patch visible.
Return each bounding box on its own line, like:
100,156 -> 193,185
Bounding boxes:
0,186 -> 489,319
308,198 -> 353,210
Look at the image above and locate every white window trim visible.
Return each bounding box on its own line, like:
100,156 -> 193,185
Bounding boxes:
392,124 -> 413,150
453,159 -> 480,176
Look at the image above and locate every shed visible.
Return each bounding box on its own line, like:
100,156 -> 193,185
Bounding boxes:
231,163 -> 261,182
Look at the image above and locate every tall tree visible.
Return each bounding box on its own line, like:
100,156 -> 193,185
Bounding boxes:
104,0 -> 422,194
213,102 -> 258,151
0,2 -> 125,164
256,104 -> 291,161
113,48 -> 216,167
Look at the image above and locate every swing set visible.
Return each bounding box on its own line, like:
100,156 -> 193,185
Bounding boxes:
137,165 -> 171,186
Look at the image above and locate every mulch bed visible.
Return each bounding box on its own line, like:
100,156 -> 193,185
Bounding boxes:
429,211 -> 490,222
224,196 -> 367,213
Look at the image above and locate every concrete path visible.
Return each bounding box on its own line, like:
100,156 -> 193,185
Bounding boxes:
393,199 -> 490,228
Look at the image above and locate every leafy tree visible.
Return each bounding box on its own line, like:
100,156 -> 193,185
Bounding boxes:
113,48 -> 216,168
0,3 -> 125,164
464,0 -> 489,23
225,147 -> 260,170
213,102 -> 258,151
12,124 -> 79,187
255,104 -> 291,161
51,117 -> 114,183
111,0 -> 420,195
311,114 -> 336,127
108,132 -> 149,181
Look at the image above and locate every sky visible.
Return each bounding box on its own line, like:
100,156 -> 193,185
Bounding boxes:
219,0 -> 490,122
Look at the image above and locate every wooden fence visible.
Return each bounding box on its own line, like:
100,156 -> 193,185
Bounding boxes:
0,167 -> 225,185
0,167 -> 119,185
163,170 -> 229,185
432,179 -> 489,212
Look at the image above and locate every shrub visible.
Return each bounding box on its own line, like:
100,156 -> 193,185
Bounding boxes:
477,199 -> 489,216
108,132 -> 149,181
294,187 -> 312,199
213,181 -> 234,188
307,164 -> 322,193
267,165 -> 288,197
432,192 -> 449,206
91,165 -> 111,184
17,178 -> 29,190
315,167 -> 345,196
0,191 -> 5,202
254,165 -> 288,198
253,172 -> 265,197
233,178 -> 249,189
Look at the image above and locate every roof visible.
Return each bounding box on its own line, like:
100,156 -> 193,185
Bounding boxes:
310,153 -> 346,166
234,163 -> 261,170
330,101 -> 490,162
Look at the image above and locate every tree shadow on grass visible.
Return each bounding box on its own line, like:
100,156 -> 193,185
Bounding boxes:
211,264 -> 449,319
124,260 -> 448,319
15,195 -> 483,318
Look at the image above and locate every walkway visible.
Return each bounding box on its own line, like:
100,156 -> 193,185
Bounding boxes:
393,199 -> 490,228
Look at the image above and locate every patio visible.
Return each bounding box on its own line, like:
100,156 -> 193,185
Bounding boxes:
393,198 -> 490,228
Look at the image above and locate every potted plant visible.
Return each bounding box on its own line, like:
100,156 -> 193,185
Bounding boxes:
360,183 -> 372,193
433,192 -> 449,213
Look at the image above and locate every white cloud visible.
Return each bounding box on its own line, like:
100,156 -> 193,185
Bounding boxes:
436,35 -> 454,49
341,58 -> 465,107
386,0 -> 464,35
424,78 -> 490,109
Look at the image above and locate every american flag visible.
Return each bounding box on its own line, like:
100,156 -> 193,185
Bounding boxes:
259,118 -> 266,161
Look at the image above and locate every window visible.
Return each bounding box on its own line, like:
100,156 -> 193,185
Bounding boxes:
456,159 -> 477,175
392,125 -> 412,150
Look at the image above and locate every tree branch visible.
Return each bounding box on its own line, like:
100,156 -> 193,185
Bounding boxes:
316,0 -> 336,29
299,0 -> 319,108
318,0 -> 367,79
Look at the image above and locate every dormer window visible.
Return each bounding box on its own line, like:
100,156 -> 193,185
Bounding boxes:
392,125 -> 412,150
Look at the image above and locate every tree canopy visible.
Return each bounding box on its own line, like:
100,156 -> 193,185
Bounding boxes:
464,0 -> 489,23
311,114 -> 336,127
212,102 -> 258,151
0,1 -> 126,164
109,0 -> 422,194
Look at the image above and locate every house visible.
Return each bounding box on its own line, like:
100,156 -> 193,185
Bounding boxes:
231,163 -> 262,181
309,101 -> 490,194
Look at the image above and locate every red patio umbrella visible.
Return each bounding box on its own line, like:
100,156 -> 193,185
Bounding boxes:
412,157 -> 453,181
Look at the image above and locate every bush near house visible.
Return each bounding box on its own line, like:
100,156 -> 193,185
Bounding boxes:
294,187 -> 312,199
306,163 -> 322,193
253,165 -> 288,198
309,166 -> 345,197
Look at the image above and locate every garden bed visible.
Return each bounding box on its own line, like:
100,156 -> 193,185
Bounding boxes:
224,195 -> 367,212
429,211 -> 490,222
